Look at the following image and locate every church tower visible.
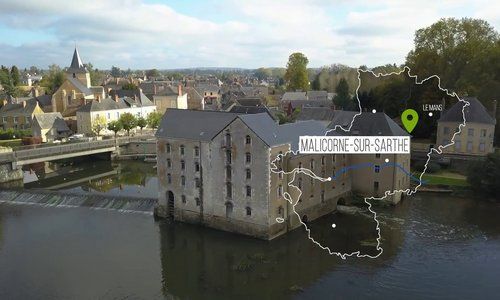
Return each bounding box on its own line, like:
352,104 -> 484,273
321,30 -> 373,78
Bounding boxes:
67,47 -> 91,88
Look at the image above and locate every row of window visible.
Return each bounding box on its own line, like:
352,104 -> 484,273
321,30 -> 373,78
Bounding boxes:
443,140 -> 489,152
225,182 -> 253,198
2,116 -> 29,124
225,166 -> 252,180
167,159 -> 200,172
443,127 -> 490,138
225,203 -> 253,216
166,174 -> 201,188
166,144 -> 200,157
226,150 -> 252,164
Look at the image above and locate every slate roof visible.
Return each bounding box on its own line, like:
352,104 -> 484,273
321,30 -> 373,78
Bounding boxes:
108,89 -> 154,106
33,112 -> 71,132
328,111 -> 409,136
306,90 -> 328,101
228,105 -> 275,119
77,95 -> 154,113
67,76 -> 92,95
439,97 -> 496,125
156,109 -> 239,141
0,98 -> 39,115
157,109 -> 326,151
235,97 -> 262,107
296,107 -> 335,122
67,48 -> 88,74
282,92 -> 306,101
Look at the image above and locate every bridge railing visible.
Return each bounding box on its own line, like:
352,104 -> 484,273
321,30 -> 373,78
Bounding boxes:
13,139 -> 117,161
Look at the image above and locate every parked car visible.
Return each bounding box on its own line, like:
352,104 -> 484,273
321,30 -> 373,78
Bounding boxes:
68,134 -> 85,141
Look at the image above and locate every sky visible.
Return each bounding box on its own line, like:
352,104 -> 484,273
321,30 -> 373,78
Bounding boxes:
0,0 -> 498,70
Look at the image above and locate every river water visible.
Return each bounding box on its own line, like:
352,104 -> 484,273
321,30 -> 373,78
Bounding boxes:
0,160 -> 499,299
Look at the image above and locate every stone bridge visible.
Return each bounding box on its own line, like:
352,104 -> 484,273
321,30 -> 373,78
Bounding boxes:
0,136 -> 156,183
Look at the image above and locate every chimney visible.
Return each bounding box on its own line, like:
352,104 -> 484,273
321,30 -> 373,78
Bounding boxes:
96,95 -> 101,103
178,84 -> 182,96
153,84 -> 157,95
22,101 -> 26,108
114,94 -> 119,103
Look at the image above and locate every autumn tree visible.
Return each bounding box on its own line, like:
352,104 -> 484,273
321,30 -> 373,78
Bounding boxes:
92,115 -> 107,136
284,52 -> 309,91
146,111 -> 162,129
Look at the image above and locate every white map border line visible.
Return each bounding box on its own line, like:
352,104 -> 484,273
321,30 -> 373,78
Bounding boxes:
270,66 -> 470,260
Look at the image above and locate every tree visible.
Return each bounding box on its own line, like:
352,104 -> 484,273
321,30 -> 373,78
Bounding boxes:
40,64 -> 64,94
467,152 -> 500,199
284,52 -> 309,91
10,66 -> 20,86
136,117 -> 147,134
107,120 -> 123,138
119,112 -> 137,136
0,66 -> 19,97
333,78 -> 351,109
146,69 -> 160,78
86,62 -> 105,86
122,82 -> 137,90
146,111 -> 162,129
254,68 -> 271,81
92,115 -> 107,136
110,66 -> 122,78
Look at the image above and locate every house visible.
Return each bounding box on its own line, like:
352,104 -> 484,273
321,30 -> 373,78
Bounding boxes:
328,111 -> 411,204
51,48 -> 105,115
155,109 -> 351,239
76,95 -> 156,135
194,84 -> 221,110
32,112 -> 72,142
152,85 -> 188,114
296,107 -> 336,127
280,90 -> 333,113
437,97 -> 496,156
0,99 -> 44,130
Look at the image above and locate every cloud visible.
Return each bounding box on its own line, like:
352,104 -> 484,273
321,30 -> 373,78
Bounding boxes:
0,0 -> 497,69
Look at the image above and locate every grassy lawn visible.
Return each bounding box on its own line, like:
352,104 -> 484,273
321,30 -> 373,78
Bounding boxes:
0,139 -> 22,148
421,173 -> 470,187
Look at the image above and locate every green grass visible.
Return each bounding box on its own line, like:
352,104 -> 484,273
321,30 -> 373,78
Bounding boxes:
0,139 -> 22,148
421,173 -> 470,187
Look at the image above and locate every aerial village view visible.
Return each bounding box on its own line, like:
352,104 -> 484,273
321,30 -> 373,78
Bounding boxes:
0,0 -> 498,299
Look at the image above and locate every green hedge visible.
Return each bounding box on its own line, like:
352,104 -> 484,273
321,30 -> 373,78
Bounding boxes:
0,129 -> 32,140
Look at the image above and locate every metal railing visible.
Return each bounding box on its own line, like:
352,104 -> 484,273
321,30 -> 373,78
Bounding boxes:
14,139 -> 117,161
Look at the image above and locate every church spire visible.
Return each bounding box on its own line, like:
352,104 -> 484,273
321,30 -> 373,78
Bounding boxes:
70,47 -> 84,69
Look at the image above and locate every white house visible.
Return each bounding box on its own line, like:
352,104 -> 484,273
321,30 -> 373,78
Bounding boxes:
76,94 -> 156,135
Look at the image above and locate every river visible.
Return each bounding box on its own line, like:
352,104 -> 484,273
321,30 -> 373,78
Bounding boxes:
0,160 -> 499,299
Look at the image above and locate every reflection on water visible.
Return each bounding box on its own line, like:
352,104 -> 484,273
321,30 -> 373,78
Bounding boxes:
0,192 -> 499,299
23,159 -> 158,199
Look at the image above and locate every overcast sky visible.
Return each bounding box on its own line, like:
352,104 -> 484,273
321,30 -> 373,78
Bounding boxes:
0,0 -> 498,70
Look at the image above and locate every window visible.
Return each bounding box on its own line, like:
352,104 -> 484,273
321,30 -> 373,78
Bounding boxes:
2,117 -> 6,123
13,117 -> 18,124
278,185 -> 283,197
374,165 -> 380,173
225,202 -> 233,217
116,112 -> 120,118
298,162 -> 302,170
167,159 -> 172,168
180,145 -> 185,155
374,181 -> 379,191
480,129 -> 487,138
246,186 -> 252,197
107,113 -> 110,119
226,182 -> 232,198
246,168 -> 251,180
468,128 -> 474,136
310,159 -> 315,169
195,178 -> 200,188
245,135 -> 251,145
180,160 -> 185,170
195,162 -> 200,172
332,155 -> 336,163
166,143 -> 171,153
181,176 -> 186,186
321,156 -> 325,165
298,177 -> 302,189
246,207 -> 252,216
444,127 -> 450,134
375,153 -> 380,158
167,173 -> 172,184
455,140 -> 461,151
181,195 -> 186,204
467,141 -> 473,151
226,150 -> 232,164
278,206 -> 284,217
479,142 -> 485,152
195,198 -> 201,206
321,190 -> 325,203
226,166 -> 232,180
225,132 -> 231,147
194,146 -> 199,157
245,152 -> 251,164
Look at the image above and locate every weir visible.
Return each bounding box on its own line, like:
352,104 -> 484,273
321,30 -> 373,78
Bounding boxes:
0,189 -> 157,214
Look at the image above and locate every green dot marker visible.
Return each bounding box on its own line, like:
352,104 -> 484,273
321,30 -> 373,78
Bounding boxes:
401,109 -> 419,133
